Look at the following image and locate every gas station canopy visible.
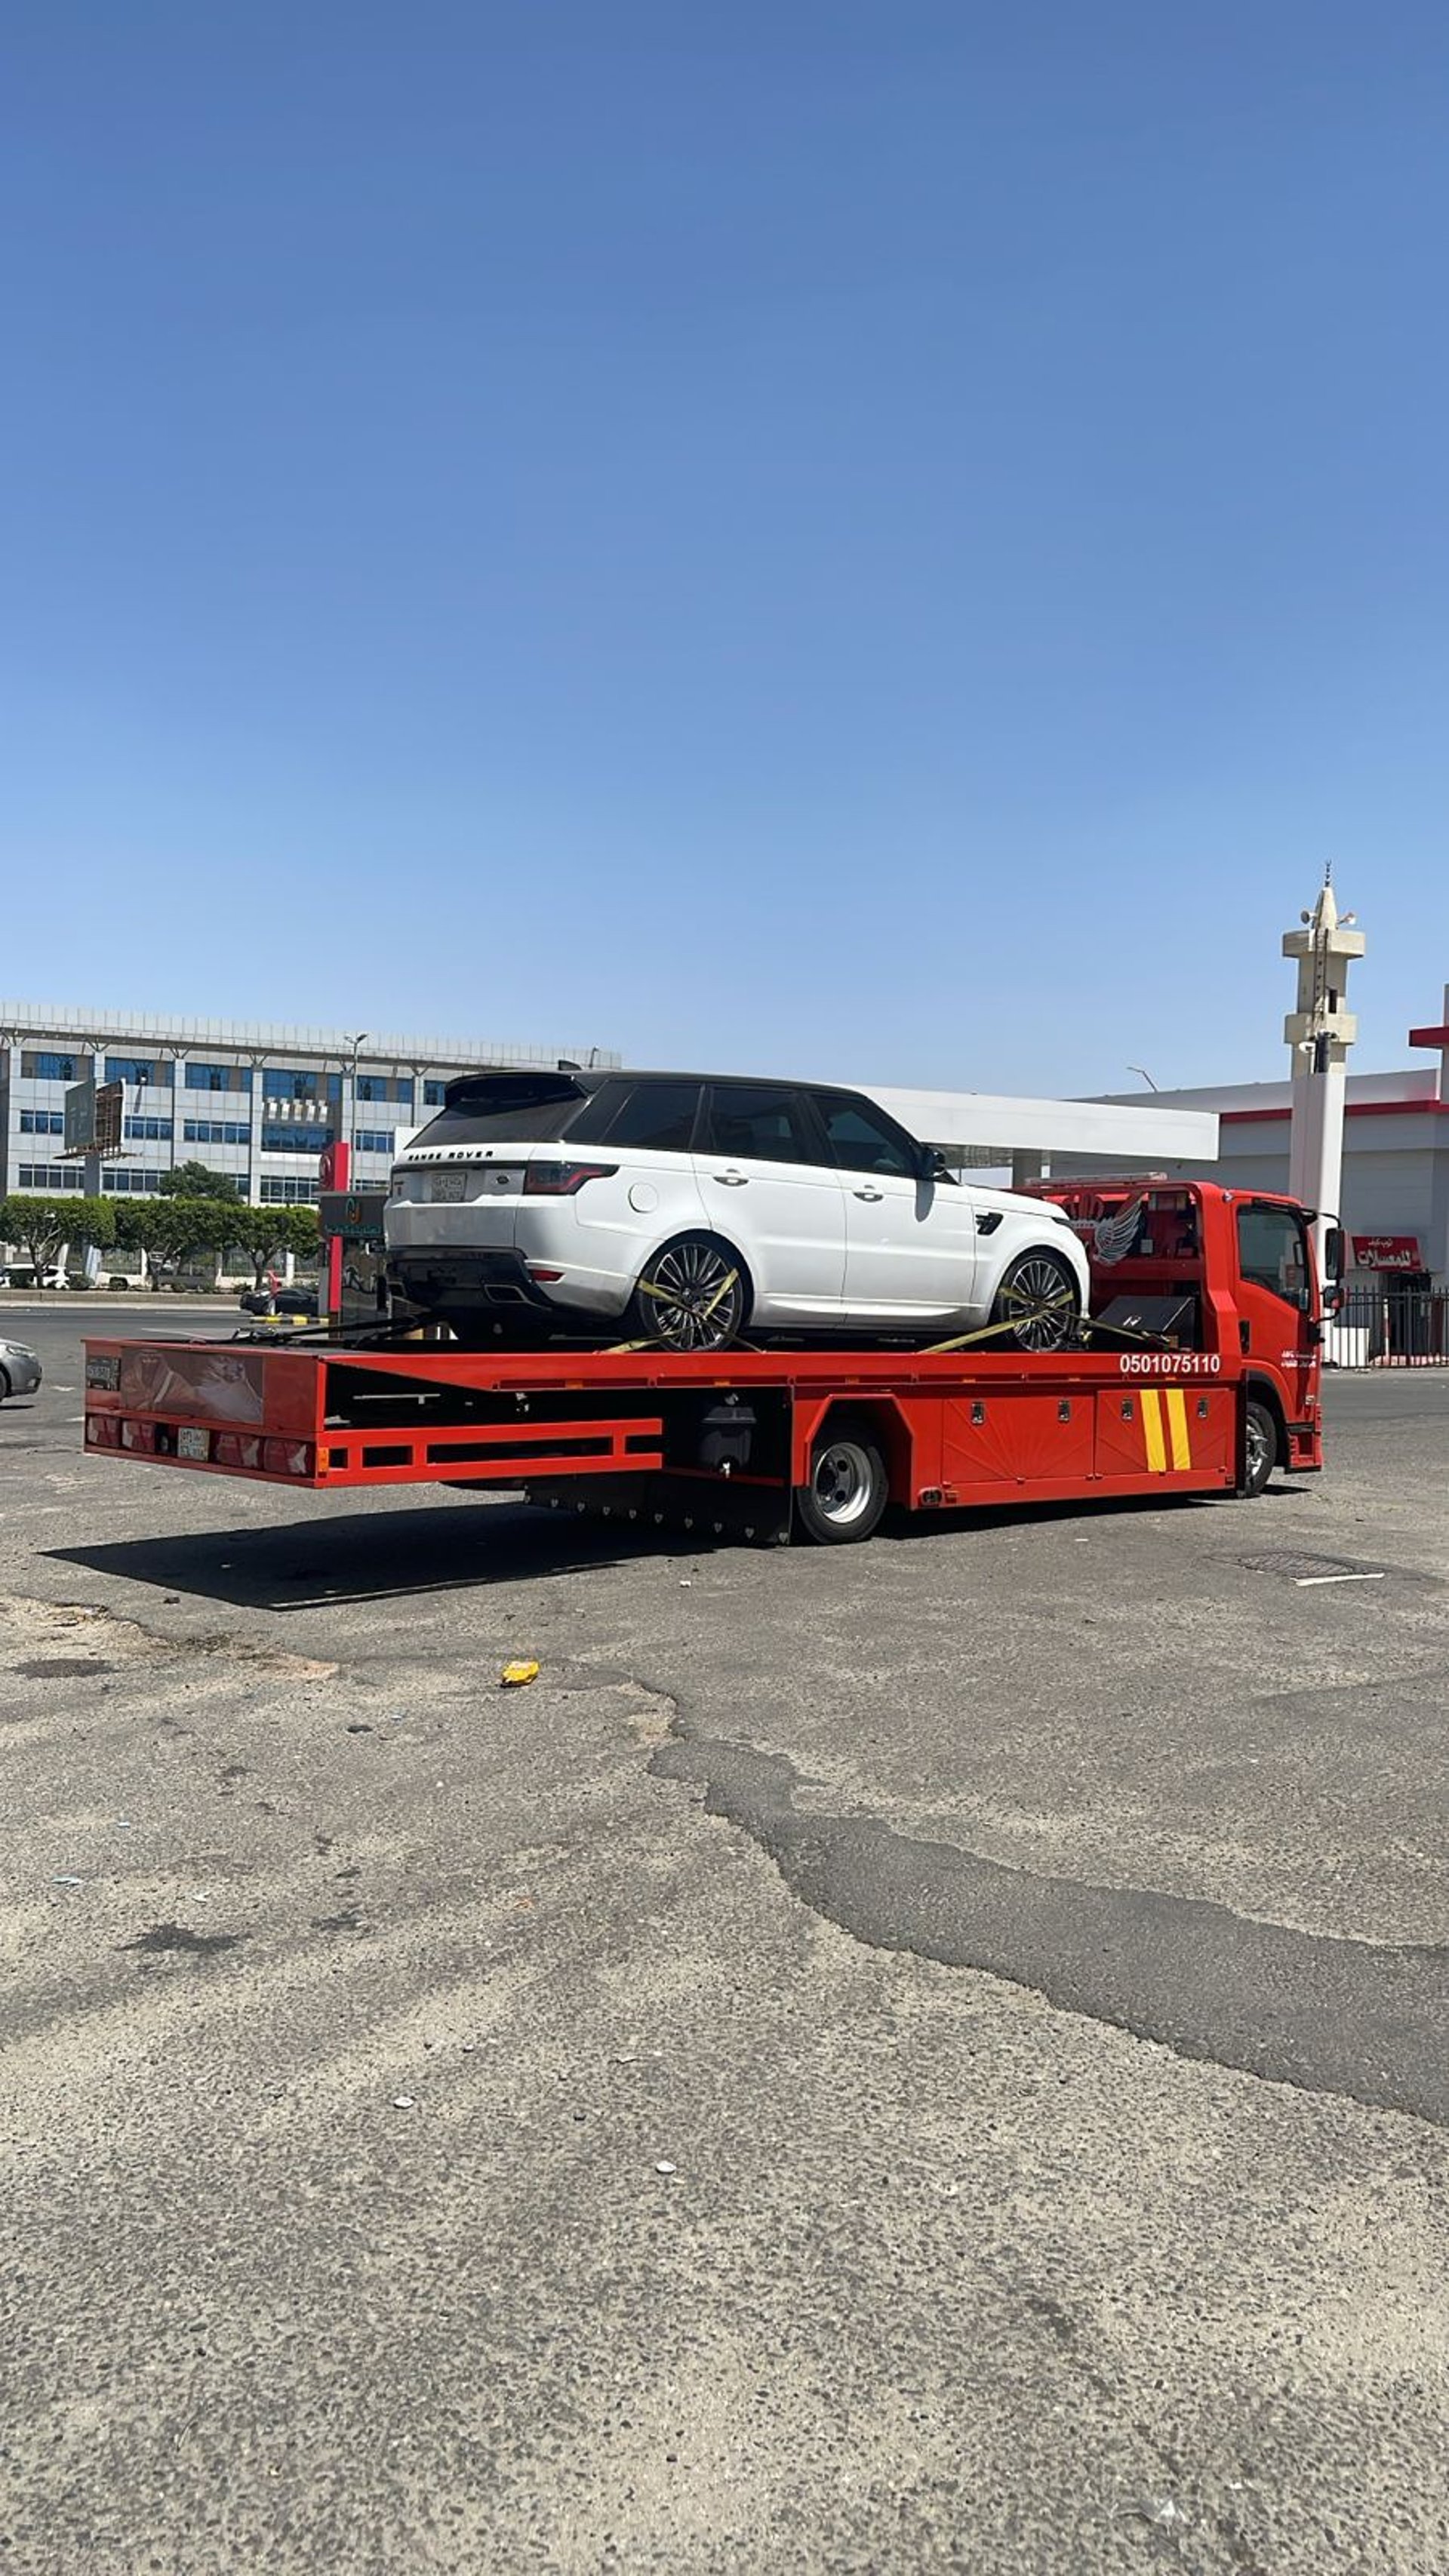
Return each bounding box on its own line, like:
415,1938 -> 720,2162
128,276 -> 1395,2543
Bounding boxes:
865,1086 -> 1219,1169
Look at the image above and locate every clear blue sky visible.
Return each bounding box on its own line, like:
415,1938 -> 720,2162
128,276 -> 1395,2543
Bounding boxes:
4,2 -> 1447,1093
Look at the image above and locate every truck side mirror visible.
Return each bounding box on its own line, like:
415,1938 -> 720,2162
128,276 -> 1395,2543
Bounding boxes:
1322,1223 -> 1346,1314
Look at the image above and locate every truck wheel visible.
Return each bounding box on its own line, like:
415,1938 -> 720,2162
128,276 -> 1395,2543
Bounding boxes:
989,1250 -> 1081,1351
795,1418 -> 890,1544
1238,1396 -> 1277,1498
628,1235 -> 749,1351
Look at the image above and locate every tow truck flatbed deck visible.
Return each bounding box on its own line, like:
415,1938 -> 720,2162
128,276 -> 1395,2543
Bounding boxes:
83,1331 -> 1252,1544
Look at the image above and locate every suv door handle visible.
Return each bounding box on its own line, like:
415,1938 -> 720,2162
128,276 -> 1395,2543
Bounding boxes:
714,1169 -> 749,1185
854,1186 -> 884,1202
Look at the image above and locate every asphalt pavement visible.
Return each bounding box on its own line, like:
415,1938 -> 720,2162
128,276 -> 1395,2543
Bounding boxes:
1,1310 -> 1446,2573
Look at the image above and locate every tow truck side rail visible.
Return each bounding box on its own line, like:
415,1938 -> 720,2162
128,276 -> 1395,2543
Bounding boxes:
84,1335 -> 1249,1520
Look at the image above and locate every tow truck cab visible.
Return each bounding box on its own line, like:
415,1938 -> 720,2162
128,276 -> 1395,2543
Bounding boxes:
1030,1177 -> 1338,1475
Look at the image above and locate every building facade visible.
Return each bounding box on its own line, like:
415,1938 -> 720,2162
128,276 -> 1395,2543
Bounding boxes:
0,1004 -> 619,1207
1068,993 -> 1449,1286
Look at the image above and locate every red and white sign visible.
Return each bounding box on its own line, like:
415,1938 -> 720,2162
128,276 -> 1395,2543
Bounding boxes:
1351,1235 -> 1423,1272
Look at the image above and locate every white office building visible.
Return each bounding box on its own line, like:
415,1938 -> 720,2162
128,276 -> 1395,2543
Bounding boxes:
0,1004 -> 619,1206
1053,989 -> 1447,1288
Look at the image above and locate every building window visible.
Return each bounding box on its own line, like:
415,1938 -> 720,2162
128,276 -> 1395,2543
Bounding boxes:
261,1125 -> 335,1155
353,1075 -> 414,1108
102,1169 -> 165,1193
17,1163 -> 85,1190
124,1116 -> 174,1142
262,1068 -> 338,1103
183,1062 -> 251,1094
354,1128 -> 395,1156
20,1051 -> 79,1082
183,1119 -> 251,1146
260,1177 -> 319,1204
19,1109 -> 66,1135
105,1056 -> 171,1088
423,1080 -> 447,1106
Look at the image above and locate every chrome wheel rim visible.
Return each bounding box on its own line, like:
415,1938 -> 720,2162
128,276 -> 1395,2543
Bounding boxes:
1244,1412 -> 1271,1488
812,1439 -> 875,1528
641,1242 -> 741,1350
1000,1256 -> 1076,1351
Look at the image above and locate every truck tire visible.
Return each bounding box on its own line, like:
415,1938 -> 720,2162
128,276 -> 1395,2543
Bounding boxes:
989,1249 -> 1081,1352
1238,1396 -> 1277,1499
795,1417 -> 890,1545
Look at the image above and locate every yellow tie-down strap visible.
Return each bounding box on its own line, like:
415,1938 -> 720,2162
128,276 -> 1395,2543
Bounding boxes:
609,1268 -> 764,1355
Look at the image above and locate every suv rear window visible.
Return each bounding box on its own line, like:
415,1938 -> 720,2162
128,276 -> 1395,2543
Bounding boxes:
408,1072 -> 592,1150
701,1084 -> 824,1165
595,1081 -> 703,1153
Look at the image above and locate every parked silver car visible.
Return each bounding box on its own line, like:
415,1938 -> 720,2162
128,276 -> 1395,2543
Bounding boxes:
0,1338 -> 43,1400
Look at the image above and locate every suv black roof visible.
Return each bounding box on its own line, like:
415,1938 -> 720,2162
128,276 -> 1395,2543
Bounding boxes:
520,1068 -> 875,1098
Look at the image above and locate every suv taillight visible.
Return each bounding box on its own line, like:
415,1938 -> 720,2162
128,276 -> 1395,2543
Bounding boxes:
523,1162 -> 619,1196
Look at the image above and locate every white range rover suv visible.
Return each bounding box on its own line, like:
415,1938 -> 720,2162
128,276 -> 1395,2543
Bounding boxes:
385,1069 -> 1091,1351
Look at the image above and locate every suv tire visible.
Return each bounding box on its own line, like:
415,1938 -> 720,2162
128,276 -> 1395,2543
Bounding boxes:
627,1235 -> 749,1351
989,1248 -> 1081,1351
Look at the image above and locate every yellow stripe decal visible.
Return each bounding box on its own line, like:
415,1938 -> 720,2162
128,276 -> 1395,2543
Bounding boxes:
1141,1387 -> 1168,1473
1164,1386 -> 1192,1470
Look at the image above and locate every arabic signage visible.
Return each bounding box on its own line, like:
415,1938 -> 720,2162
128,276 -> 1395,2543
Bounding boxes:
1350,1235 -> 1423,1272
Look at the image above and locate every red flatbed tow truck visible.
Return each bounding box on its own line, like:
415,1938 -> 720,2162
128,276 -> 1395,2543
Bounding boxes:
82,1180 -> 1336,1547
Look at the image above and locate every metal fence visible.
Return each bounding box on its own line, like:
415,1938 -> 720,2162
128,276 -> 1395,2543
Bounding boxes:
1325,1285 -> 1449,1367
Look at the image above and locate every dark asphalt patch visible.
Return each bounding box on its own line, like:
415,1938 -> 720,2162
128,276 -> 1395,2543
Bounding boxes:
12,1656 -> 118,1677
1237,1548 -> 1404,1581
116,1922 -> 244,1959
654,1731 -> 1449,2127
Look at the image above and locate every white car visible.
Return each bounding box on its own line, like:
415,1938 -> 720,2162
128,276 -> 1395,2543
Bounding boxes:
385,1069 -> 1091,1351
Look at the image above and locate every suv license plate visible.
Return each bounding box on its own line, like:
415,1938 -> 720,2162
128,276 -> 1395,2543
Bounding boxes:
431,1172 -> 469,1202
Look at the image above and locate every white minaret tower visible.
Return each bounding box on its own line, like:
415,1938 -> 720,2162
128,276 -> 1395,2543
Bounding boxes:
1282,869 -> 1364,1266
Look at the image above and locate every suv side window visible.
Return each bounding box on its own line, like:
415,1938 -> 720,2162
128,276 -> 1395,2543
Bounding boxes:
702,1084 -> 828,1166
813,1091 -> 918,1180
595,1080 -> 703,1154
1237,1204 -> 1310,1311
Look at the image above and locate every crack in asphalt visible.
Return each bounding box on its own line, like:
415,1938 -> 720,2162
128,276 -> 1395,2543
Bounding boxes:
651,1726 -> 1449,2128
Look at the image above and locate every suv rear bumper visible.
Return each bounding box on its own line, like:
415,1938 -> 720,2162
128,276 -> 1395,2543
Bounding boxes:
389,1249 -> 568,1328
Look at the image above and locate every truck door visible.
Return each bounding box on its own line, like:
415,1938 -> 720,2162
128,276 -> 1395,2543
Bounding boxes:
1234,1201 -> 1317,1423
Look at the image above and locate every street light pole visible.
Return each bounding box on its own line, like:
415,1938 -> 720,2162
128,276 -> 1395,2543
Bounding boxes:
346,1030 -> 368,1180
